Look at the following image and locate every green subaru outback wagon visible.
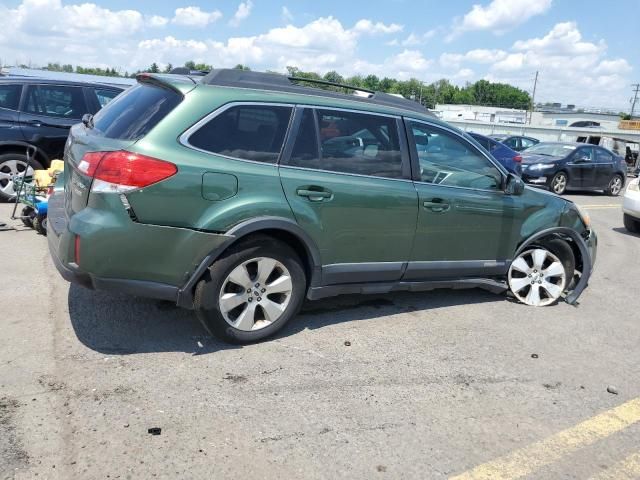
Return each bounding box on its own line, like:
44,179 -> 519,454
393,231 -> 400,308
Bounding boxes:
48,69 -> 597,343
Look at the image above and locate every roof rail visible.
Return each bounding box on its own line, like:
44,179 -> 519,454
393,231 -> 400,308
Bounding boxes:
200,69 -> 432,115
169,67 -> 209,76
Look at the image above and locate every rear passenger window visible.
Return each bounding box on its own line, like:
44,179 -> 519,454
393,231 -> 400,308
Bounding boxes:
189,105 -> 293,163
521,138 -> 536,149
0,84 -> 21,110
595,149 -> 613,163
93,88 -> 120,108
287,108 -> 405,179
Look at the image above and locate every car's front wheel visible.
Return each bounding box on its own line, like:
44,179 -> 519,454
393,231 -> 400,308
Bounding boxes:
194,235 -> 306,343
508,240 -> 574,306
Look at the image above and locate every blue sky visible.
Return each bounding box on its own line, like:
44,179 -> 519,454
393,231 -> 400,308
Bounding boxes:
0,0 -> 638,109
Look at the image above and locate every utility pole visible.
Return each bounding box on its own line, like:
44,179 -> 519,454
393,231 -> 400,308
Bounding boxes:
631,83 -> 640,117
529,71 -> 538,124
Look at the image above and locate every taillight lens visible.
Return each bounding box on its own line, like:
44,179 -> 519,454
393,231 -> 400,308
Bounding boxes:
513,155 -> 523,163
77,151 -> 177,193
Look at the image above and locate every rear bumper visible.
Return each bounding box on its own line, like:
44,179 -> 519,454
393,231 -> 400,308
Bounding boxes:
48,218 -> 180,301
47,190 -> 232,306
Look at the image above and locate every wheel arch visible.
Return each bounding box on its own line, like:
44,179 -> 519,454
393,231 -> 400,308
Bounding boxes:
177,216 -> 321,309
514,227 -> 592,305
0,141 -> 50,167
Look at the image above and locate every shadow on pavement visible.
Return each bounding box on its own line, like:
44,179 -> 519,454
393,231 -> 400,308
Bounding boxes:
68,283 -> 500,356
612,226 -> 640,238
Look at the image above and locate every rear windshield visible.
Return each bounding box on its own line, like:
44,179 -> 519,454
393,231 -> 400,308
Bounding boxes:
92,83 -> 181,140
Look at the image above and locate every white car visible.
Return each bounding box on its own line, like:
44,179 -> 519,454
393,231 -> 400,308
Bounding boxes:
623,177 -> 640,233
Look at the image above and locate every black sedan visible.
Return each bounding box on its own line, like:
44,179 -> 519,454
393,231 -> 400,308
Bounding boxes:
490,134 -> 539,152
521,142 -> 627,195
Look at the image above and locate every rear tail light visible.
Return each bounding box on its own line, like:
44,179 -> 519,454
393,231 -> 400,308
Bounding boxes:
513,155 -> 523,163
77,151 -> 177,193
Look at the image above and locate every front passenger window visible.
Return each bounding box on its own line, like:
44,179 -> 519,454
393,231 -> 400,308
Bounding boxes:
409,121 -> 502,191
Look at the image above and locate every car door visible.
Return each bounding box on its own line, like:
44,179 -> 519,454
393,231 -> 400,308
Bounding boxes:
19,84 -> 88,159
403,119 -> 527,280
279,107 -> 418,284
0,83 -> 24,141
567,146 -> 596,188
594,147 -> 615,187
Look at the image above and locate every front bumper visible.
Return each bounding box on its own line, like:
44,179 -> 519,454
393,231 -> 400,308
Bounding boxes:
522,171 -> 551,187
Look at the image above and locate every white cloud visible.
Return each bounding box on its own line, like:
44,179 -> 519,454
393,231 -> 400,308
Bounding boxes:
399,30 -> 437,47
229,1 -> 253,27
436,21 -> 633,108
512,21 -> 604,55
172,6 -> 222,27
281,6 -> 293,23
147,15 -> 169,28
594,59 -> 632,75
440,49 -> 507,67
448,0 -> 552,40
352,19 -> 403,35
132,18 -> 429,80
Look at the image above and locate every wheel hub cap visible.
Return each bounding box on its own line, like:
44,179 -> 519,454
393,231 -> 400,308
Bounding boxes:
219,257 -> 293,331
508,248 -> 567,306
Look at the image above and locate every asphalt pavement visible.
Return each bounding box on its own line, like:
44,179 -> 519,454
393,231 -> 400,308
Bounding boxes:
1,191 -> 639,480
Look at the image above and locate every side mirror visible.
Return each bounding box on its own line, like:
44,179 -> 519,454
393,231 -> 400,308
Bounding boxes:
505,173 -> 525,196
82,113 -> 94,128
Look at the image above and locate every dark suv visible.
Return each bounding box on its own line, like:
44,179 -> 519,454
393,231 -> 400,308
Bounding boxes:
0,78 -> 124,200
48,70 -> 597,344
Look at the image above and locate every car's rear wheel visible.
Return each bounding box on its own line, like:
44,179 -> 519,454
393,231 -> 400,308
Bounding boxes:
624,213 -> 640,233
606,174 -> 623,196
508,240 -> 574,306
550,172 -> 567,195
194,235 -> 306,343
0,153 -> 44,201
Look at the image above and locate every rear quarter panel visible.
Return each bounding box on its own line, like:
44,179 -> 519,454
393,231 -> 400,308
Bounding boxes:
124,86 -> 296,231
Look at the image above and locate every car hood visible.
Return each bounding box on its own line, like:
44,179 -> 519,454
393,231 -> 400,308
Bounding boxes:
521,154 -> 563,164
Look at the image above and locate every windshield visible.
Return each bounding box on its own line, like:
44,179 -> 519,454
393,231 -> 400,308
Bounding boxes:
525,143 -> 576,157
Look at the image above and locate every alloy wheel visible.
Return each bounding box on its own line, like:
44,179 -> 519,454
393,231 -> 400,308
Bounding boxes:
609,176 -> 622,195
508,248 -> 567,306
219,257 -> 293,331
551,173 -> 567,194
0,160 -> 35,198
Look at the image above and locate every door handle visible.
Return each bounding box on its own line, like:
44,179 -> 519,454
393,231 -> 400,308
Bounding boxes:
296,188 -> 332,202
423,200 -> 450,212
26,120 -> 42,127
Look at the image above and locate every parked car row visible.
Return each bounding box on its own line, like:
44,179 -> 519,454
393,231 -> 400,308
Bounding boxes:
0,77 -> 125,200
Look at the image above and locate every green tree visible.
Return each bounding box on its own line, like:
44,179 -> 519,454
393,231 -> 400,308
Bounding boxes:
163,63 -> 173,73
148,62 -> 160,73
